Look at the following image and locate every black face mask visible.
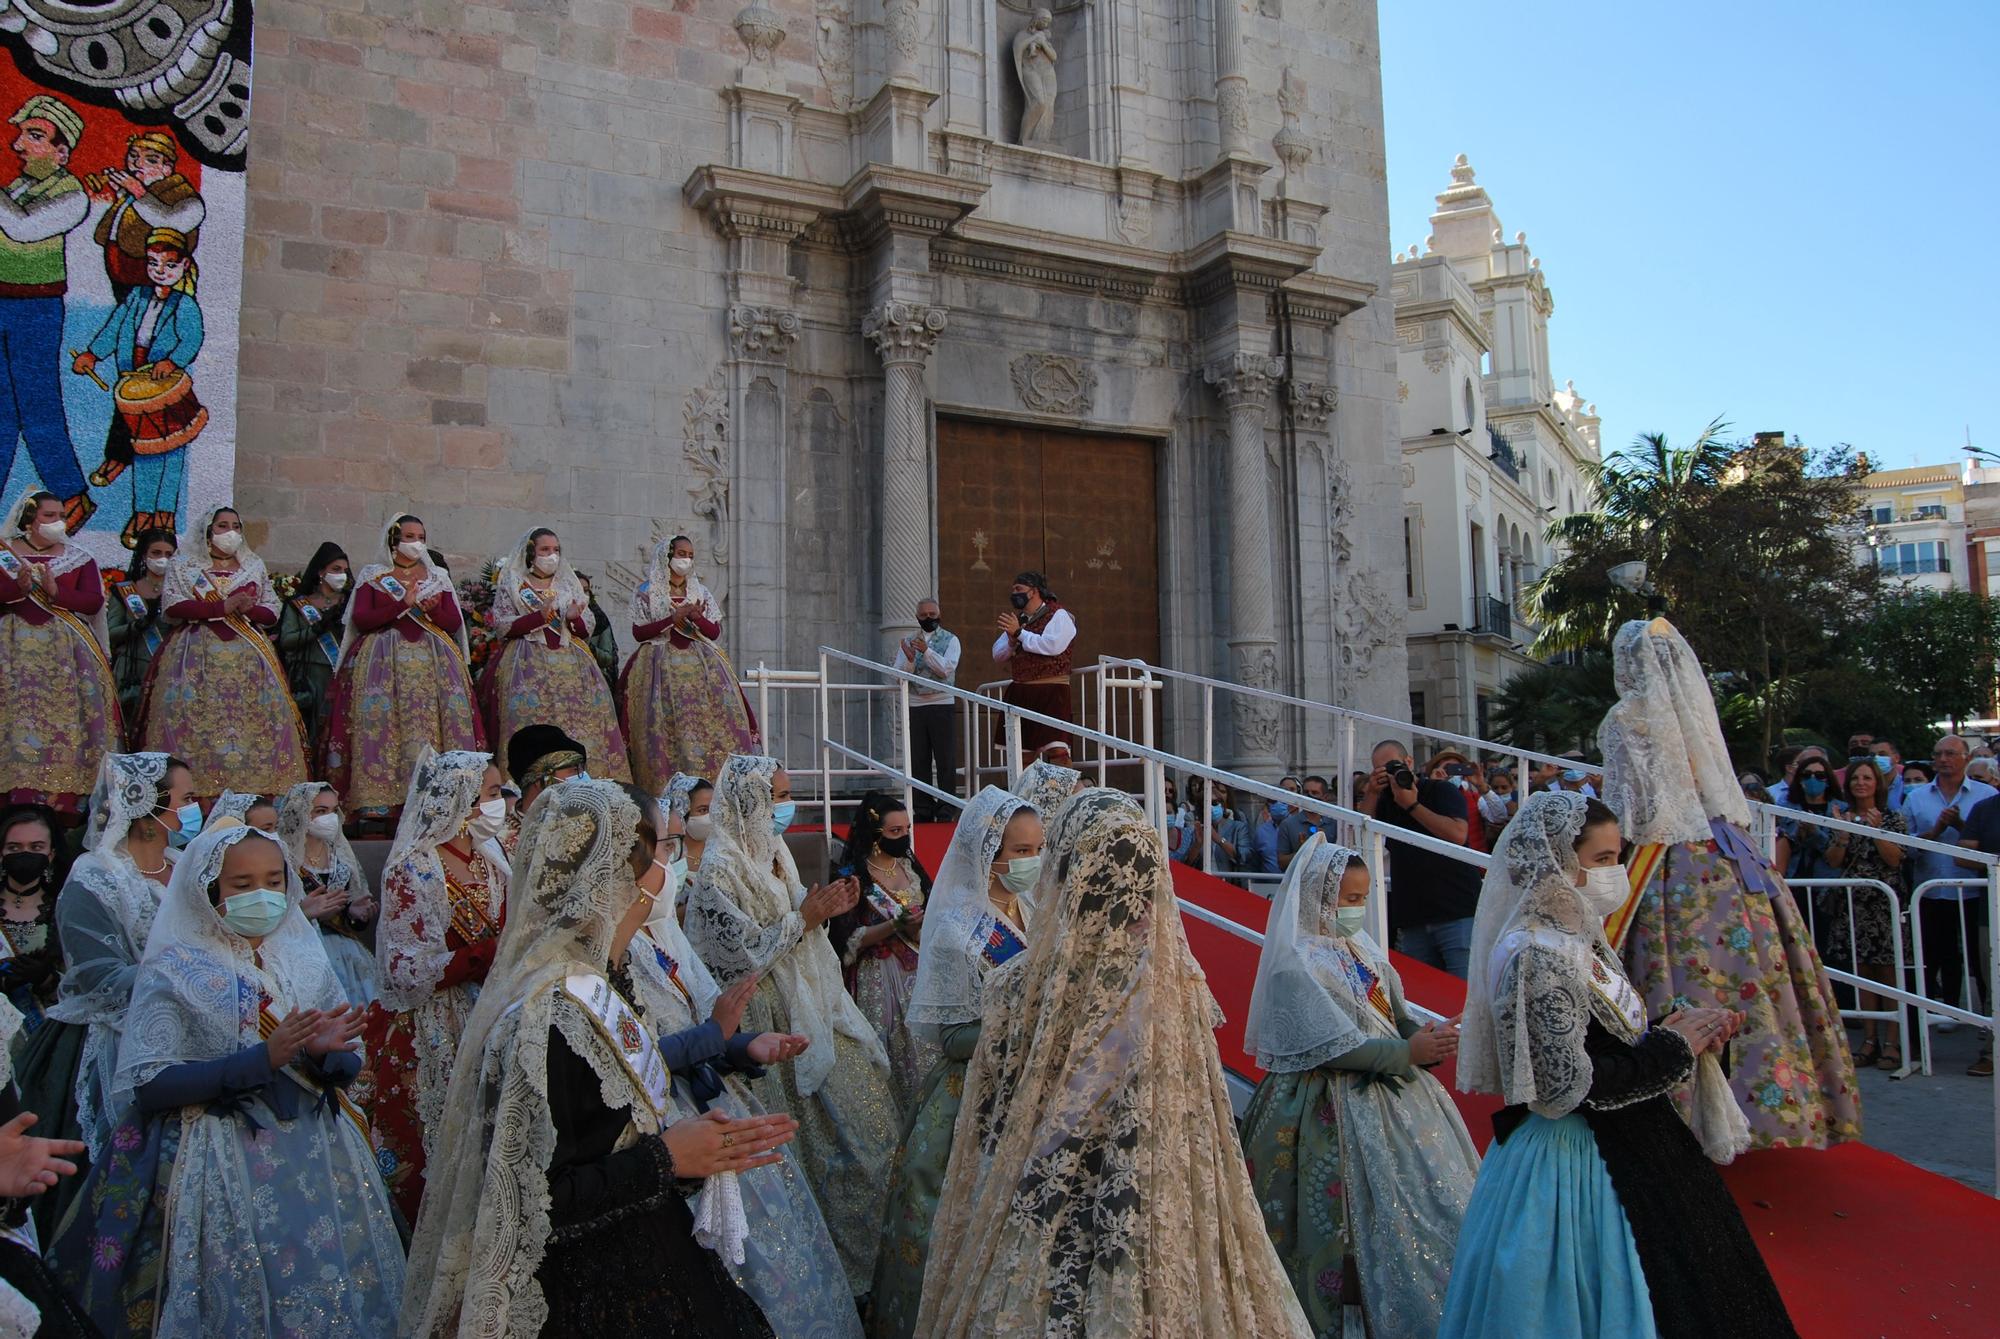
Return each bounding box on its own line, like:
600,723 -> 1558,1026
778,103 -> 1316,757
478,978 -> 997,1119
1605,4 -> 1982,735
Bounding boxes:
1009,592 -> 1030,610
918,617 -> 940,633
879,834 -> 912,858
1,852 -> 48,885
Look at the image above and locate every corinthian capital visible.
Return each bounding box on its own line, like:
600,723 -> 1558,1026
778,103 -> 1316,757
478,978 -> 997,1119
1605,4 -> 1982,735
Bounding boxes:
862,302 -> 949,366
1204,352 -> 1285,406
728,305 -> 802,361
1287,379 -> 1338,430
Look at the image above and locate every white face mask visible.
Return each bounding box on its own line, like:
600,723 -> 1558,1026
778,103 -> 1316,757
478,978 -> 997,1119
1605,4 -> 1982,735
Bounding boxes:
533,553 -> 560,576
325,571 -> 349,591
684,814 -> 713,843
145,556 -> 170,576
211,529 -> 244,555
1578,863 -> 1630,918
669,556 -> 694,575
34,520 -> 65,544
467,796 -> 508,840
396,540 -> 427,562
643,858 -> 681,934
307,812 -> 342,840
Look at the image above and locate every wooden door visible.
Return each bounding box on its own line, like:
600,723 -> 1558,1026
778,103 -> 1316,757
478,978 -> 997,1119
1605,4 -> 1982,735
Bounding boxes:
936,419 -> 1161,694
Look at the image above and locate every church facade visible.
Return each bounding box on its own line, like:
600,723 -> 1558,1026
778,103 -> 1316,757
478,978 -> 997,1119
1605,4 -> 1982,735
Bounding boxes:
236,0 -> 1410,771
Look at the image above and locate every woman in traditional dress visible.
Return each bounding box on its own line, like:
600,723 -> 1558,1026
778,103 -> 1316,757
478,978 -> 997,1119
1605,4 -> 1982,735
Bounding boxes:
137,506 -> 308,800
107,527 -> 175,743
620,788 -> 861,1339
53,822 -> 405,1338
684,755 -> 899,1296
1242,833 -> 1479,1336
402,778 -> 794,1339
360,747 -> 508,1224
620,535 -> 759,790
1438,791 -> 1798,1339
322,513 -> 481,821
917,788 -> 1311,1338
832,793 -> 937,1112
0,806 -> 65,1039
871,786 -> 1040,1339
276,540 -> 350,756
1597,617 -> 1860,1150
16,753 -> 192,1241
277,781 -> 378,1009
667,772 -> 717,878
0,492 -> 121,818
482,527 -> 630,782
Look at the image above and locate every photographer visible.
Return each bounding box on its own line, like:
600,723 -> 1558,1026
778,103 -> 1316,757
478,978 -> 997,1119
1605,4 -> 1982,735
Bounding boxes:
1356,740 -> 1481,978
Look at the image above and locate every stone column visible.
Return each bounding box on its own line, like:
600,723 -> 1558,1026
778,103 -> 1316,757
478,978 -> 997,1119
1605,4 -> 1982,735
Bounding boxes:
884,0 -> 922,84
864,301 -> 948,638
1206,350 -> 1285,766
1213,0 -> 1252,158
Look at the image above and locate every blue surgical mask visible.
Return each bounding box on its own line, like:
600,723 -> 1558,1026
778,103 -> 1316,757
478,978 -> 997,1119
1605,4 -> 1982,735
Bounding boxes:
219,888 -> 289,939
996,855 -> 1041,895
571,770 -> 592,784
1873,757 -> 1892,774
1210,803 -> 1223,821
1331,905 -> 1368,938
770,801 -> 797,835
669,855 -> 688,886
166,801 -> 202,849
1800,776 -> 1828,800
1269,801 -> 1290,821
1561,769 -> 1585,784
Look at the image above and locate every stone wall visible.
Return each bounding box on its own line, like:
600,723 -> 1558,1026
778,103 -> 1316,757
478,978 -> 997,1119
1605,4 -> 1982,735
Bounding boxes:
237,0 -> 1412,768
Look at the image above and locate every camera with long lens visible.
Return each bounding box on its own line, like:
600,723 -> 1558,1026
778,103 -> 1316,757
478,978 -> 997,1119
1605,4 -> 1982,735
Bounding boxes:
1385,760 -> 1415,789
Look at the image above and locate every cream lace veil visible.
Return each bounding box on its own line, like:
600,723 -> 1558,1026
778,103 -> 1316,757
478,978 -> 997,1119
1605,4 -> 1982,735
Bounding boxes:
340,509 -> 466,667
375,747 -> 498,1013
1598,616 -> 1749,845
635,536 -> 720,627
683,754 -> 886,1094
164,505 -> 272,614
114,823 -> 344,1109
403,778 -> 669,1338
906,786 -> 1030,1045
1010,760 -> 1082,816
492,526 -> 587,626
277,781 -> 372,902
1243,834 -> 1384,1073
917,788 -> 1311,1338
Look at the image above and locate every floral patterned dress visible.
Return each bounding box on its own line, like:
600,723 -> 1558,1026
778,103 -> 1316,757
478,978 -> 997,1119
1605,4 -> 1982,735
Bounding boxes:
617,574 -> 758,790
358,845 -> 504,1225
480,576 -> 630,782
1620,818 -> 1862,1149
0,548 -> 120,814
833,857 -> 938,1115
1819,805 -> 1909,967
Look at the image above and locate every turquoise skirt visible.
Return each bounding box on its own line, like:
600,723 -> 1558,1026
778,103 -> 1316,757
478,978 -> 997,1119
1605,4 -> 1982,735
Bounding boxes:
1437,1113 -> 1656,1339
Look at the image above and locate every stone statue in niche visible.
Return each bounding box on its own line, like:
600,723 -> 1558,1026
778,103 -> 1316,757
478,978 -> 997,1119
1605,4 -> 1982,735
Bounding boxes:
1013,9 -> 1059,148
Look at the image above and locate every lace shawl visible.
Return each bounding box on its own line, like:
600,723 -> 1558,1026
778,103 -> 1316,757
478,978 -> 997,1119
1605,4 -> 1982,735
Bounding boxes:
403,780 -> 682,1339
276,781 -> 373,904
80,751 -> 172,855
9,535 -> 109,651
682,755 -> 887,1095
1598,617 -> 1750,845
917,789 -> 1312,1339
1243,835 -> 1381,1072
162,525 -> 275,619
662,771 -> 705,820
113,825 -> 346,1107
1010,761 -> 1082,817
375,748 -> 499,1013
906,787 -> 1031,1044
209,790 -> 260,824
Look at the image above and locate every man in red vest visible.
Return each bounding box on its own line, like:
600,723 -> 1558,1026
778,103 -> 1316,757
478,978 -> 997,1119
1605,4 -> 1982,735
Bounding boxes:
992,570 -> 1076,768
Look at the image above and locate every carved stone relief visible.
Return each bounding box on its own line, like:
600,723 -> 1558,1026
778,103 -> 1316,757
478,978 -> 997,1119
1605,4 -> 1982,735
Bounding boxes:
1232,643 -> 1282,755
683,368 -> 732,592
1010,353 -> 1098,416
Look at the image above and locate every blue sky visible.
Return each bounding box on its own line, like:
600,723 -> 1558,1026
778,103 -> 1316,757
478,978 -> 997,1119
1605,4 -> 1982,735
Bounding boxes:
1380,3 -> 1998,472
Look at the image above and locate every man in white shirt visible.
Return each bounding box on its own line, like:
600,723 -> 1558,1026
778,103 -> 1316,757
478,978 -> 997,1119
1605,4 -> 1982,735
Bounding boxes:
992,570 -> 1077,768
893,596 -> 961,821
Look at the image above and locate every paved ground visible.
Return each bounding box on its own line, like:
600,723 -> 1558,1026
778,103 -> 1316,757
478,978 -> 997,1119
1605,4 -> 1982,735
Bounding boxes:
1852,1021 -> 1996,1194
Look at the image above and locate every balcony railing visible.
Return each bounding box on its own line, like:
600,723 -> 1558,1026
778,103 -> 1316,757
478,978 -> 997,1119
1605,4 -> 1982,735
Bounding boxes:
1474,594 -> 1513,639
1486,426 -> 1520,481
1877,555 -> 1953,576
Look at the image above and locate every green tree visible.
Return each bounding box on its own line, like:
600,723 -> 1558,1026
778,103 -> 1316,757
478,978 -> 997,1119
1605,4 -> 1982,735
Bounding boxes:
1527,427 -> 1882,769
1490,654 -> 1617,756
1861,590 -> 2000,729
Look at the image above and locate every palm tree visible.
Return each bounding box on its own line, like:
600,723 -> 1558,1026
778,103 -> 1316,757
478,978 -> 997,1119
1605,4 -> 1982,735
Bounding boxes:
1525,419 -> 1733,656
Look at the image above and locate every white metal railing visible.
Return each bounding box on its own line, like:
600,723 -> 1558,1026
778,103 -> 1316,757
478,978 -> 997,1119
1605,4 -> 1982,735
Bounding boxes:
1789,877 -> 1913,1074
779,646 -> 1997,1194
964,662 -> 1163,795
1908,879 -> 1994,1078
740,664 -> 895,810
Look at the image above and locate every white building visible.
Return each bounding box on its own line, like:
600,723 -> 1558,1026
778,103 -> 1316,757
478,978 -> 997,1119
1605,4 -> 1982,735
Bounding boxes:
1849,462 -> 1975,594
1391,157 -> 1601,737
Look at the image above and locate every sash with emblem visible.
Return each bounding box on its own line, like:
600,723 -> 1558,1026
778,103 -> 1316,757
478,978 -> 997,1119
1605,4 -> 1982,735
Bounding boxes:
560,973 -> 670,1119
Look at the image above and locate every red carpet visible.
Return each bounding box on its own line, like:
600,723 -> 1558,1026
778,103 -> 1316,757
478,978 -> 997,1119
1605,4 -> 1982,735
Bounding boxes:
901,822 -> 1999,1336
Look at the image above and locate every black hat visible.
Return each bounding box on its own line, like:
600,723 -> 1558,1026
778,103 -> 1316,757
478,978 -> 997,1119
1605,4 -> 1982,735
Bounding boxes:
1012,570 -> 1055,600
507,723 -> 586,789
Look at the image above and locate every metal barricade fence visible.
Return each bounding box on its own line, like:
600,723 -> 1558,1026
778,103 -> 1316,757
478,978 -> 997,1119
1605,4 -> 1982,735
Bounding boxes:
1787,878 -> 1913,1074
1908,879 -> 1993,1078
